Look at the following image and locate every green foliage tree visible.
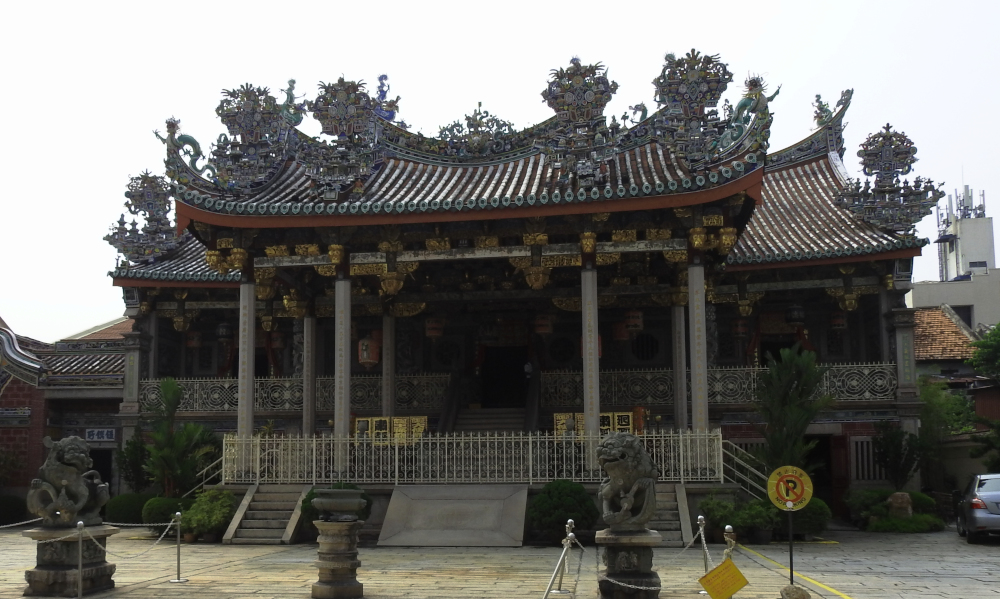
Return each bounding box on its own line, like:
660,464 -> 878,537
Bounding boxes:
871,421 -> 923,491
144,378 -> 220,497
970,417 -> 1000,474
918,377 -> 975,489
968,325 -> 1000,381
116,424 -> 152,493
752,344 -> 834,474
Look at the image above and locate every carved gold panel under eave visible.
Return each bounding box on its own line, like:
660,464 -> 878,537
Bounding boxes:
580,231 -> 597,254
702,214 -> 724,227
596,253 -> 620,266
884,274 -> 895,290
552,296 -> 617,311
217,237 -> 234,249
523,232 -> 549,246
474,236 -> 499,248
379,271 -> 406,296
389,302 -> 427,317
718,227 -> 738,254
673,207 -> 692,218
663,250 -> 688,263
524,266 -> 551,290
315,264 -> 339,277
205,250 -> 227,273
425,238 -> 451,251
255,267 -> 276,282
265,245 -> 290,257
256,285 -> 277,301
636,275 -> 658,286
611,230 -> 637,242
645,229 -> 671,241
328,244 -> 345,265
591,212 -> 611,222
295,244 -> 320,257
611,277 -> 631,286
228,248 -> 248,270
351,263 -> 388,276
355,304 -> 383,316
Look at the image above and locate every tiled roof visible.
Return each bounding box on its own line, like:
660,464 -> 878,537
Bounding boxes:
729,155 -> 926,265
67,318 -> 132,340
177,142 -> 763,218
43,353 -> 124,378
110,233 -> 241,283
914,306 -> 978,361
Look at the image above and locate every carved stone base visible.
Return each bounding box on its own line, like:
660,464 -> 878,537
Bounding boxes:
312,520 -> 363,599
596,529 -> 661,599
22,526 -> 119,597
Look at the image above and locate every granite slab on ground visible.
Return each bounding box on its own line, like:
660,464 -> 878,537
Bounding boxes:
377,485 -> 527,547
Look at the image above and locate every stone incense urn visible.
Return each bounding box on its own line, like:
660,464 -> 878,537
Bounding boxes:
311,489 -> 368,599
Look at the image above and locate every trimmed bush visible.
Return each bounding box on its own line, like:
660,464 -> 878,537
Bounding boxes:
142,497 -> 195,536
732,499 -> 780,533
698,496 -> 736,531
0,495 -> 27,525
301,483 -> 373,524
908,491 -> 937,515
777,497 -> 832,537
867,513 -> 945,533
845,489 -> 938,530
106,493 -> 157,525
526,480 -> 599,538
186,489 -> 237,536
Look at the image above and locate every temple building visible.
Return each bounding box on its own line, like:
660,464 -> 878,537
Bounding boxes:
2,50 -> 944,514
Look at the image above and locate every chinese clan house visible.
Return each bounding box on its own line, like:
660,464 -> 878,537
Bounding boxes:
106,50 -> 941,493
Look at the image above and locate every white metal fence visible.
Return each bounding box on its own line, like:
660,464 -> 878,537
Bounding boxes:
222,430 -> 724,485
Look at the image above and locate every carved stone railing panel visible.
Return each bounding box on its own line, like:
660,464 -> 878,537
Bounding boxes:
317,373 -> 450,412
140,378 -> 238,412
540,363 -> 898,407
222,429 -> 724,485
254,378 -> 304,411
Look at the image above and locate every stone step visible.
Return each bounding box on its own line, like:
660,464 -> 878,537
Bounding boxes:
240,520 -> 287,529
257,484 -> 309,492
656,492 -> 677,502
655,530 -> 683,540
245,510 -> 293,520
648,521 -> 682,531
655,502 -> 679,511
230,537 -> 283,545
252,492 -> 302,502
234,528 -> 284,539
250,501 -> 297,511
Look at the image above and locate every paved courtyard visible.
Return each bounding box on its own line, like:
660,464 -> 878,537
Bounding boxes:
1,525 -> 997,598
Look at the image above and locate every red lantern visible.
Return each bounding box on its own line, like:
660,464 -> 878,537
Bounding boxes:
624,310 -> 644,333
732,319 -> 749,339
830,310 -> 848,330
612,321 -> 629,342
358,336 -> 380,369
533,314 -> 554,335
425,317 -> 445,339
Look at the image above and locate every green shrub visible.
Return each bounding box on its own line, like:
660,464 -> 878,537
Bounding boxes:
526,480 -> 599,537
698,496 -> 736,530
777,497 -> 831,537
867,513 -> 945,533
105,493 -> 157,524
0,495 -> 26,525
142,497 -> 195,536
732,499 -> 780,532
301,483 -> 373,523
186,489 -> 237,535
908,491 -> 937,515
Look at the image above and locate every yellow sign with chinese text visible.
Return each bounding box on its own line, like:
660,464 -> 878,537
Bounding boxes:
698,558 -> 748,599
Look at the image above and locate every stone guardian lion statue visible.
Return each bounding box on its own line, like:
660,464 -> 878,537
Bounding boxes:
26,436 -> 109,527
597,432 -> 659,531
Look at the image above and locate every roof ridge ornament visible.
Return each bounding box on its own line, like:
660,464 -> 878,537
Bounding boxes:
836,124 -> 944,235
437,102 -> 516,156
212,83 -> 291,192
105,172 -> 182,264
155,118 -> 217,180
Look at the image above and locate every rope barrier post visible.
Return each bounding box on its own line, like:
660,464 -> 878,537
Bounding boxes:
169,513 -> 188,583
786,500 -> 794,586
77,521 -> 84,599
542,519 -> 575,599
697,515 -> 709,595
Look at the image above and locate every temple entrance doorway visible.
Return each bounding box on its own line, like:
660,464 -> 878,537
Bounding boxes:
480,346 -> 528,408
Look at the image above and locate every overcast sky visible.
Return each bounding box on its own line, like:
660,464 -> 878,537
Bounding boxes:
1,1 -> 995,342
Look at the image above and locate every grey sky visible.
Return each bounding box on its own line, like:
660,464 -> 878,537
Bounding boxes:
1,0 -> 995,342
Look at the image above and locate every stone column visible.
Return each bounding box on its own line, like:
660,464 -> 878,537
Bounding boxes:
891,307 -> 920,423
147,314 -> 158,378
237,280 -> 256,438
581,267 -> 600,436
672,305 -> 688,430
688,259 -> 709,431
120,329 -> 142,445
381,314 -> 396,418
878,288 -> 893,362
302,315 -> 317,436
333,277 -> 352,464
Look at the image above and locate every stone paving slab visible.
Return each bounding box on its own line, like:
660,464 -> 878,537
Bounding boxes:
1,525 -> 997,598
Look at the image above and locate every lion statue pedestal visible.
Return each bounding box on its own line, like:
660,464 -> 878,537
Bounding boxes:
595,432 -> 661,599
22,436 -> 118,597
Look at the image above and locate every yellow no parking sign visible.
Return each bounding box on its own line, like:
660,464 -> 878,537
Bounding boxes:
767,465 -> 813,511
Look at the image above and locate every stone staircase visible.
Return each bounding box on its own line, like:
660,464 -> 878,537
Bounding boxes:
453,407 -> 526,433
649,484 -> 684,548
230,484 -> 306,545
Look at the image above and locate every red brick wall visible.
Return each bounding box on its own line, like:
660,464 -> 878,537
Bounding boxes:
721,424 -> 761,439
0,378 -> 47,488
842,421 -> 878,436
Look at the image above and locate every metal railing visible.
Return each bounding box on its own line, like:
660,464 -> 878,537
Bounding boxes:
720,441 -> 768,499
221,430 -> 724,485
540,362 -> 897,407
181,457 -> 223,498
139,373 -> 450,413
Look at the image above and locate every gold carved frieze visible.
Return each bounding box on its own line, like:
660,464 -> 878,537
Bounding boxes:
265,245 -> 289,257
379,272 -> 406,296
702,215 -> 724,227
378,240 -> 404,253
663,250 -> 688,263
425,238 -> 451,251
217,237 -> 234,249
543,255 -> 581,268
295,244 -> 320,257
350,263 -> 388,276
611,230 -> 637,243
523,232 -> 549,246
611,277 -> 631,287
673,207 -> 692,218
580,231 -> 597,254
552,296 -> 617,312
591,212 -> 611,222
474,236 -> 499,248
255,267 -> 276,282
328,244 -> 345,265
636,275 -> 658,286
389,302 -> 426,317
508,257 -> 532,270
524,266 -> 551,290
596,253 -> 620,266
645,229 -> 672,241
315,264 -> 338,277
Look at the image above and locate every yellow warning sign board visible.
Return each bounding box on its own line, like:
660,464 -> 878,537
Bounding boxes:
767,465 -> 813,512
699,558 -> 748,599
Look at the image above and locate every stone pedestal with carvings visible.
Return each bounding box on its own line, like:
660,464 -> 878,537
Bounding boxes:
312,520 -> 364,599
596,529 -> 661,599
22,525 -> 119,597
